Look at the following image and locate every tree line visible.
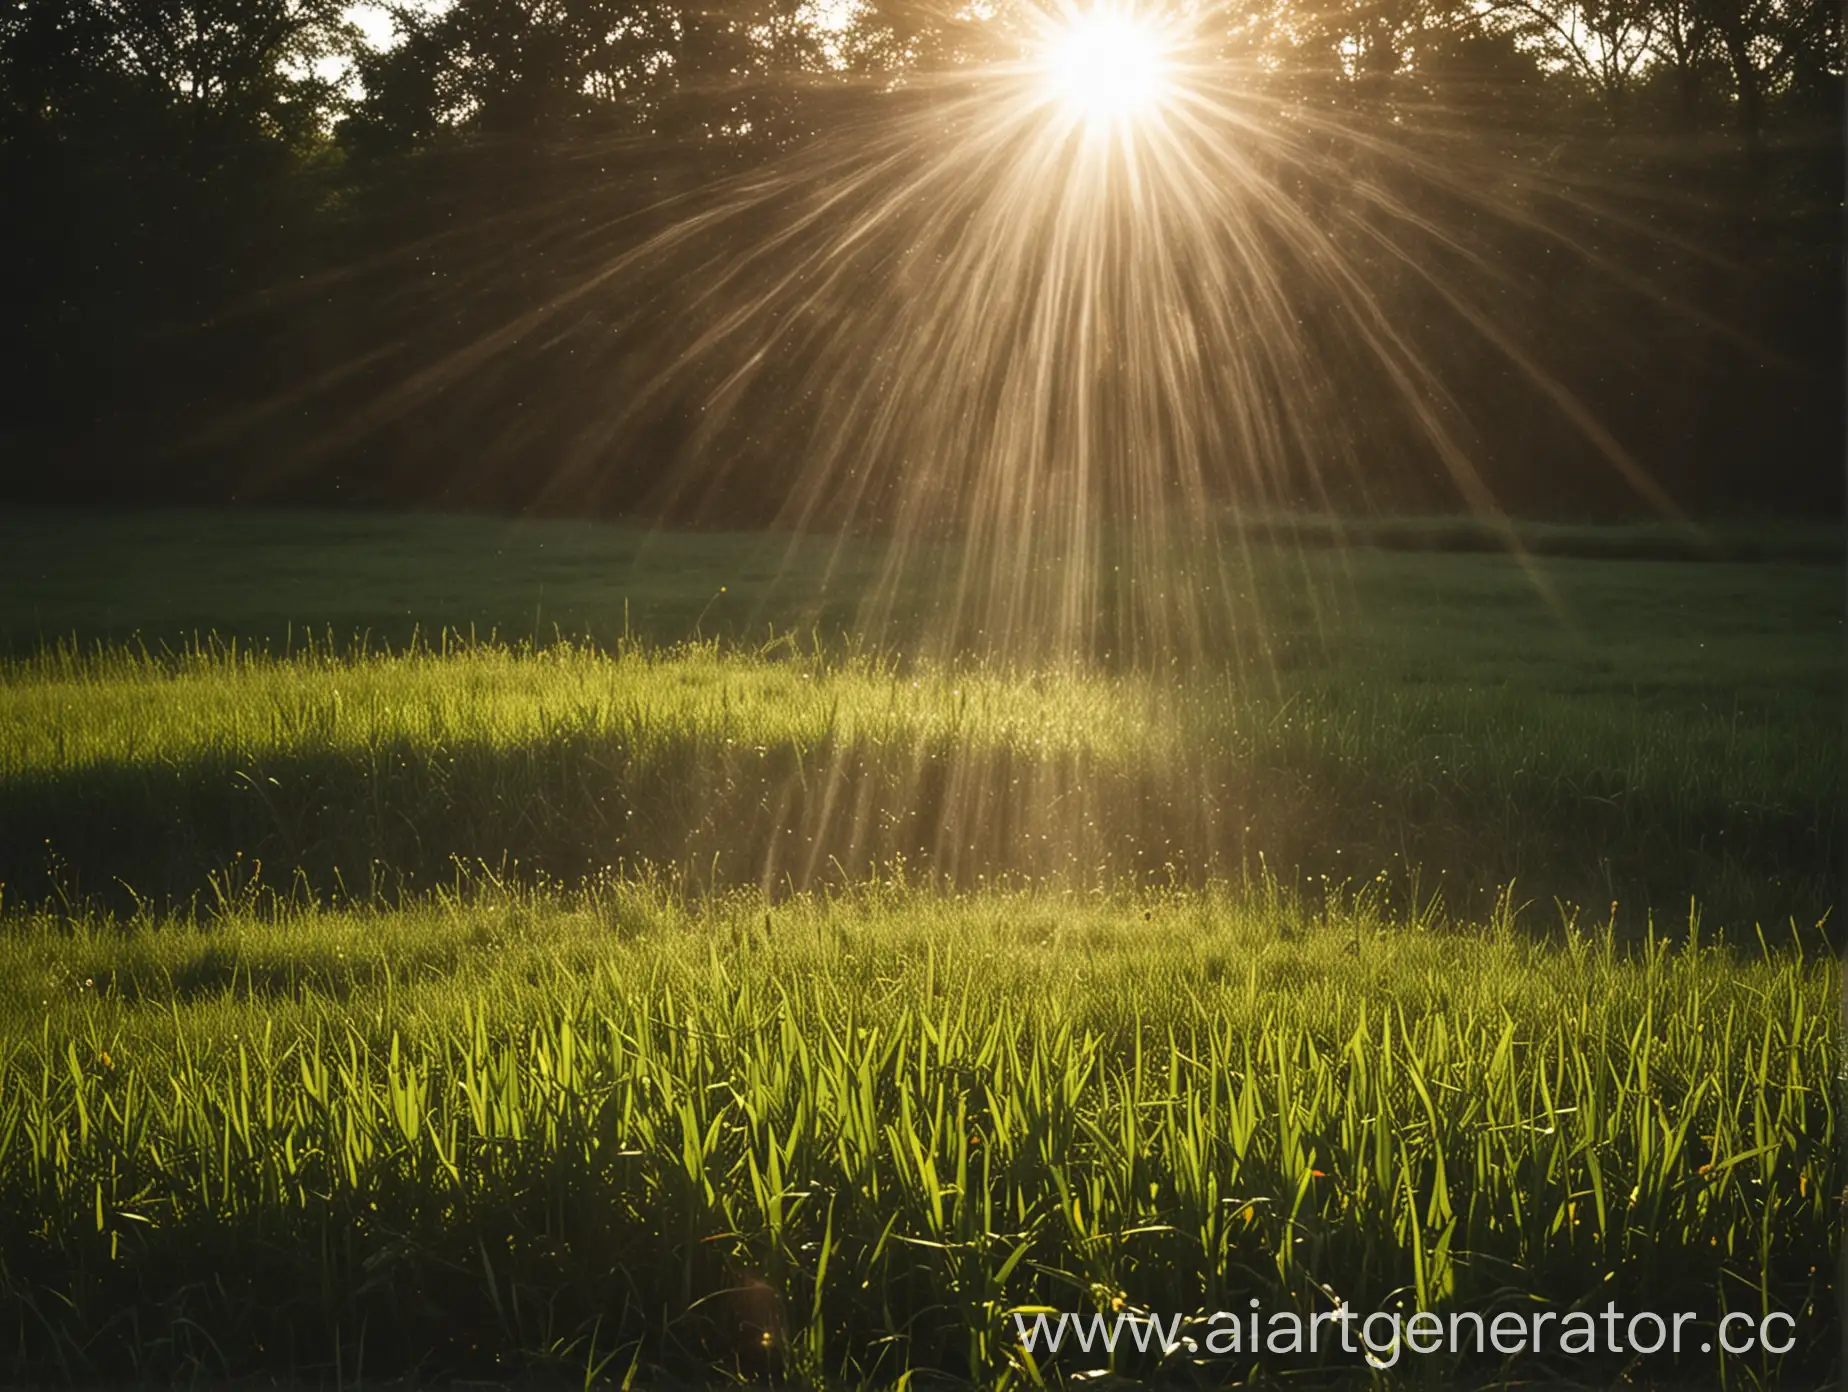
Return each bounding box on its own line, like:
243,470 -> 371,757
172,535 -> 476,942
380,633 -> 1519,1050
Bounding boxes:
0,0 -> 1840,517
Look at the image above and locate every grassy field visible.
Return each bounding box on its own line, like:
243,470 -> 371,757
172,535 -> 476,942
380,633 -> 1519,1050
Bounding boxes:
0,507 -> 1838,1387
0,883 -> 1834,1386
0,635 -> 1836,930
1,505 -> 1841,658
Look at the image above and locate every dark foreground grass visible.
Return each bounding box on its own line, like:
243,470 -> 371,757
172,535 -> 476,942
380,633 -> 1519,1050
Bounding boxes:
0,881 -> 1835,1388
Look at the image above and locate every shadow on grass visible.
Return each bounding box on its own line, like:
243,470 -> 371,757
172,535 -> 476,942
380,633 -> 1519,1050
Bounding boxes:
2,729 -> 1832,937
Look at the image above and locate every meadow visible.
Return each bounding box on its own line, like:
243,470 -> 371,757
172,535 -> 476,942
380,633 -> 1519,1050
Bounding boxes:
0,507 -> 1838,1387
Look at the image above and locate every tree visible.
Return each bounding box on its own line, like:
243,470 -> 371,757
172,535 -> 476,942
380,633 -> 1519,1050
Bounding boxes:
1698,0 -> 1840,137
1483,0 -> 1657,123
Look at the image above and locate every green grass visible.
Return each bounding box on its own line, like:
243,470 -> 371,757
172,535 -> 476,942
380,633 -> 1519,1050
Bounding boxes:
0,628 -> 1835,929
0,507 -> 1838,1386
0,510 -> 1838,927
0,508 -> 890,656
1,508 -> 1841,697
0,881 -> 1834,1386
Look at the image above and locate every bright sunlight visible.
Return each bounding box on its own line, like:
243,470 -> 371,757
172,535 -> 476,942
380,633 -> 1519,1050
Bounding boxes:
1038,8 -> 1173,126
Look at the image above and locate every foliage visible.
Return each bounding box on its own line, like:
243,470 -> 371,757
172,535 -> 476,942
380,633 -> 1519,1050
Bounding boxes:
0,0 -> 1840,515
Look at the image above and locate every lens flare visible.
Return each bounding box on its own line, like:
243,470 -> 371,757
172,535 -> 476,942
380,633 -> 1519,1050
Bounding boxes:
1039,9 -> 1172,126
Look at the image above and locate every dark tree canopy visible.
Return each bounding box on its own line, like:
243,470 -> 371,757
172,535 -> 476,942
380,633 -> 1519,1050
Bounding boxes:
0,0 -> 1840,518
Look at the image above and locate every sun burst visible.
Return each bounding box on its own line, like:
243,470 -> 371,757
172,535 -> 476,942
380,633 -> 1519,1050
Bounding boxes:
1038,8 -> 1174,128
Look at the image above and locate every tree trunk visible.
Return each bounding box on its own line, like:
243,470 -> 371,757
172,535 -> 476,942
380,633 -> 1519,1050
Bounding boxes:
1716,9 -> 1763,140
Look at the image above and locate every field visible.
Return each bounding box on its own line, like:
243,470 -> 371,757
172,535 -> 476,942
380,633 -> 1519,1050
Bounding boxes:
0,507 -> 1838,1388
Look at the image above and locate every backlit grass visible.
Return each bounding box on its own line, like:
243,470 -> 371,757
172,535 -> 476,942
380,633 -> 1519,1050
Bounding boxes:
0,636 -> 1835,928
0,880 -> 1834,1386
0,510 -> 1837,1387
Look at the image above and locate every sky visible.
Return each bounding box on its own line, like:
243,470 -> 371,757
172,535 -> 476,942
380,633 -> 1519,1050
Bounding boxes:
312,1 -> 422,89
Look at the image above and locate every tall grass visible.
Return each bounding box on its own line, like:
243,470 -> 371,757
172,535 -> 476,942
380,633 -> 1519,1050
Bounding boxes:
0,637 -> 1835,929
0,881 -> 1833,1386
0,519 -> 1836,1386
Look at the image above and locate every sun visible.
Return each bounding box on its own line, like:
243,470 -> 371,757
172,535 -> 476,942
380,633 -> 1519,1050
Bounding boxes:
1039,8 -> 1173,127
